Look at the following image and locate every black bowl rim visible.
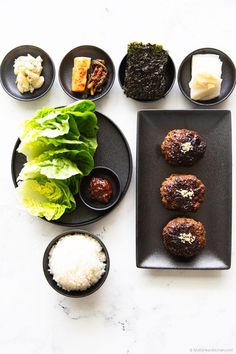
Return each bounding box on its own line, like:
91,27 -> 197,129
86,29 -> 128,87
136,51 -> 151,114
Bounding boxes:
0,44 -> 56,101
79,165 -> 121,211
118,53 -> 176,102
58,44 -> 115,102
177,47 -> 236,106
43,229 -> 110,297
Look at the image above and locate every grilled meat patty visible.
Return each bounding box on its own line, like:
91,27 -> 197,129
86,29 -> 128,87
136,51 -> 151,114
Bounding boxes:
160,174 -> 205,212
161,129 -> 206,166
162,217 -> 206,258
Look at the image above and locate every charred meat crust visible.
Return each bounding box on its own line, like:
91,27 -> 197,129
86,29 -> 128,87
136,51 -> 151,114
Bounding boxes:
160,174 -> 205,212
161,129 -> 207,166
162,217 -> 206,257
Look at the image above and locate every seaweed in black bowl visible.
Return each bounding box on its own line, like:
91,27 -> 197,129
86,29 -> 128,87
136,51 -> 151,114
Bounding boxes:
123,42 -> 170,101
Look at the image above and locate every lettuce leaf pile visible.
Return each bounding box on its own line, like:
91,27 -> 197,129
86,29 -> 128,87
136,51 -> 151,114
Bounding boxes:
17,100 -> 98,221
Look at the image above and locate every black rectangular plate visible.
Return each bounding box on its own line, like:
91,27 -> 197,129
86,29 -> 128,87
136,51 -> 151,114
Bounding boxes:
136,110 -> 232,269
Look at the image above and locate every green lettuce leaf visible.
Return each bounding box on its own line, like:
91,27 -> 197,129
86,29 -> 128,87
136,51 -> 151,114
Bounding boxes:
70,111 -> 98,138
59,100 -> 96,113
18,101 -> 98,161
64,175 -> 81,195
17,177 -> 76,220
18,136 -> 96,161
19,148 -> 94,180
19,158 -> 82,180
16,100 -> 98,221
19,111 -> 71,141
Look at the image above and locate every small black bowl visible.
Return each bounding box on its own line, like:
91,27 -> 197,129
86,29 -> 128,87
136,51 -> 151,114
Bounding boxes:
43,230 -> 110,297
118,53 -> 176,101
178,47 -> 236,106
79,166 -> 121,211
0,45 -> 55,101
59,45 -> 115,101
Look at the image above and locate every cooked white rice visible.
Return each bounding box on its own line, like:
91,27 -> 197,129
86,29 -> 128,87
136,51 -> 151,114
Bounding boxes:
48,234 -> 106,291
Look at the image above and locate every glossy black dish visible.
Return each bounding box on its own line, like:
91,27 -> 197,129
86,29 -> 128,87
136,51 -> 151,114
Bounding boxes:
0,45 -> 55,101
59,45 -> 115,101
118,54 -> 176,101
178,47 -> 236,106
11,111 -> 132,226
136,110 -> 232,269
79,166 -> 121,211
43,230 -> 110,297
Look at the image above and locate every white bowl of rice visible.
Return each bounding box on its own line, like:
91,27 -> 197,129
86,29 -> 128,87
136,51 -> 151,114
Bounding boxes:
43,230 -> 110,297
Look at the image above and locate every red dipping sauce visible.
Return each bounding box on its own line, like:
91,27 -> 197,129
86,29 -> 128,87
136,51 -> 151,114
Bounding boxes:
88,177 -> 113,204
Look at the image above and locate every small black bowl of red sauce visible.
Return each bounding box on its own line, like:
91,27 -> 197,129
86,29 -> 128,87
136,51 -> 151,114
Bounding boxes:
79,166 -> 121,211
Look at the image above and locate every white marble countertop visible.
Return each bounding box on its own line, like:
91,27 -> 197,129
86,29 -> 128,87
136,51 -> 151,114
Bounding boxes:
0,0 -> 235,353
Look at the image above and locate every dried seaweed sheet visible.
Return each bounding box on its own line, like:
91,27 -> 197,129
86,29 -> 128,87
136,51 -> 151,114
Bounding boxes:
123,42 -> 169,100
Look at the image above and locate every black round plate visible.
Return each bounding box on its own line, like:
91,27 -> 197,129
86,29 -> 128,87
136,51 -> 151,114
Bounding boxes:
59,45 -> 115,101
43,230 -> 110,297
11,111 -> 132,226
118,54 -> 176,101
0,45 -> 55,101
178,47 -> 236,106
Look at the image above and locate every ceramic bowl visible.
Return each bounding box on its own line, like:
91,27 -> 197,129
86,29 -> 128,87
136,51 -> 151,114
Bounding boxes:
0,45 -> 55,101
79,166 -> 121,211
43,230 -> 110,297
59,45 -> 115,101
118,52 -> 176,101
178,47 -> 236,106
